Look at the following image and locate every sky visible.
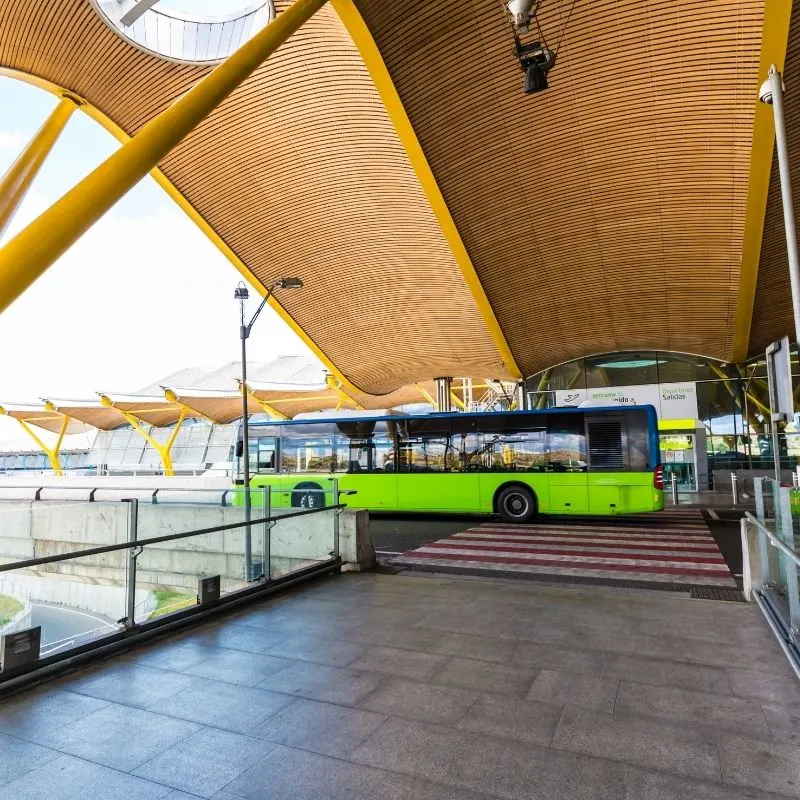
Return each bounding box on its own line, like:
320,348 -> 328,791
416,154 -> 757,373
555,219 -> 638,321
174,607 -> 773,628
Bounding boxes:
0,74 -> 315,447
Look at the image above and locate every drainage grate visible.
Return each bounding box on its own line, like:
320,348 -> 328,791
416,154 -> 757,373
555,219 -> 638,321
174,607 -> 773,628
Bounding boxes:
690,586 -> 746,602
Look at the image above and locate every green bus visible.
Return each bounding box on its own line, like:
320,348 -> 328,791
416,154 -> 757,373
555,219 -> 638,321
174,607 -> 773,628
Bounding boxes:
234,406 -> 664,522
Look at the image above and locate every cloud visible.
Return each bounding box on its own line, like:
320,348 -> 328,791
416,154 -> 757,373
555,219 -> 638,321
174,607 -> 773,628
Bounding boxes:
0,130 -> 25,153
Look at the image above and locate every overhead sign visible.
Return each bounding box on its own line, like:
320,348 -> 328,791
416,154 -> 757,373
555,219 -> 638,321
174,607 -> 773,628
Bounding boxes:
766,336 -> 793,422
554,382 -> 698,421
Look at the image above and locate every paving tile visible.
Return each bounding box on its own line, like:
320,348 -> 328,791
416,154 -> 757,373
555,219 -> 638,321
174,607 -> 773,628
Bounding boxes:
257,661 -> 384,705
726,668 -> 800,707
0,754 -> 172,799
513,643 -> 606,675
162,792 -> 206,800
65,663 -> 197,708
457,694 -> 562,746
348,646 -> 448,681
602,653 -> 733,695
527,669 -> 619,713
351,716 -> 641,800
433,656 -> 536,697
0,689 -> 108,741
153,678 -> 292,733
358,677 -> 478,725
250,697 -> 385,757
718,733 -> 800,797
680,639 -> 781,673
340,624 -> 441,652
188,624 -> 287,656
184,649 -> 292,687
134,640 -> 216,672
427,632 -> 517,664
552,706 -> 721,781
762,702 -> 800,743
133,727 -> 276,799
615,681 -> 772,737
226,743 -> 493,800
262,634 -> 367,667
29,703 -> 200,772
0,732 -> 59,786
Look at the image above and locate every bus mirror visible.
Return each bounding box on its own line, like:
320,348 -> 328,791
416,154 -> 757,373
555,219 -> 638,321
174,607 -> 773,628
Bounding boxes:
235,440 -> 244,458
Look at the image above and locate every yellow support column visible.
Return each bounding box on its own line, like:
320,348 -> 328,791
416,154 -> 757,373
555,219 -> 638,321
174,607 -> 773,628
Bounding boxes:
0,412 -> 69,475
325,374 -> 364,410
100,396 -> 187,476
0,0 -> 328,313
0,95 -> 79,238
415,383 -> 438,410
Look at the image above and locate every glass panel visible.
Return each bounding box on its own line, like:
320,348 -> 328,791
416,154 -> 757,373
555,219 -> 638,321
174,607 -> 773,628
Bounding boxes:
585,352 -> 659,388
279,423 -> 335,474
548,414 -> 587,472
268,503 -> 337,581
334,420 -> 395,474
397,419 -> 449,472
0,501 -> 127,657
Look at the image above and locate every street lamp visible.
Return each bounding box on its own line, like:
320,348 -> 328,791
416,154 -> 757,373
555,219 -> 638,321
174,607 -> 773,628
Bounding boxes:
236,276 -> 303,580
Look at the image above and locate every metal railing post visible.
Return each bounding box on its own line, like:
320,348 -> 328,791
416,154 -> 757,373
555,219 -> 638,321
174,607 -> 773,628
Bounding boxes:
754,476 -> 766,522
332,478 -> 340,558
731,472 -> 739,506
124,498 -> 139,630
670,473 -> 679,504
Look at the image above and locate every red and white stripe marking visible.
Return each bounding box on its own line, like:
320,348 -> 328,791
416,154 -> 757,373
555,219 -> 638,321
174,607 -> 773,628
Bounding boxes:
393,509 -> 735,587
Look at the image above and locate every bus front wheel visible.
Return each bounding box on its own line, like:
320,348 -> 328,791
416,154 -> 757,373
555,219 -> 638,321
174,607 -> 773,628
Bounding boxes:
496,485 -> 536,524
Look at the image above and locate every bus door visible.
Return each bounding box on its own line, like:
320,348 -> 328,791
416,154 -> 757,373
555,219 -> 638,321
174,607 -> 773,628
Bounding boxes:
547,414 -> 589,513
396,418 -> 481,511
334,421 -> 398,510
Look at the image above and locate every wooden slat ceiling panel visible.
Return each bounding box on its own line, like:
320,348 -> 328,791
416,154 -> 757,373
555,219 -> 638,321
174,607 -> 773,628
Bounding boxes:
749,2 -> 800,355
0,0 -> 507,393
354,0 -> 764,373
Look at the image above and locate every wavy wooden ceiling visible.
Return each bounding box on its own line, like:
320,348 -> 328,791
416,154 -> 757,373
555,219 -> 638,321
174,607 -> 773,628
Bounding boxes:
749,1 -> 800,356
0,0 -> 507,394
0,0 -> 781,381
354,0 -> 765,373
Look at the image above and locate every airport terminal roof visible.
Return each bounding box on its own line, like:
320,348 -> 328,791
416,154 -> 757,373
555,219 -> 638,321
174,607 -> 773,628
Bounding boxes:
0,0 -> 796,390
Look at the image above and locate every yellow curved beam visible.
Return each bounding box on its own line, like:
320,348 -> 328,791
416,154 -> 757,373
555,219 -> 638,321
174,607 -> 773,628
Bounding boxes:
0,94 -> 79,237
330,0 -> 522,381
0,405 -> 68,474
0,46 -> 367,396
731,0 -> 793,361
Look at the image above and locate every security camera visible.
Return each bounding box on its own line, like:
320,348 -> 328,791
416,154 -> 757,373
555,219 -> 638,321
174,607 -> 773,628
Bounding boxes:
759,78 -> 775,105
759,67 -> 784,105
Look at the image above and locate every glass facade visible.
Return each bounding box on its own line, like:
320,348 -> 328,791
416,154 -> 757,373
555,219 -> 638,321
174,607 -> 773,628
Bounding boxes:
526,350 -> 800,481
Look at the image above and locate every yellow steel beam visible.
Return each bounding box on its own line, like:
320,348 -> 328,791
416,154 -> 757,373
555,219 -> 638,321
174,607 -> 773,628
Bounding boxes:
330,0 -> 522,381
244,386 -> 288,420
0,94 -> 79,238
415,382 -> 438,409
0,407 -> 69,475
99,395 -> 187,475
731,0 -> 794,361
0,68 -> 365,399
0,0 -> 328,315
325,373 -> 364,410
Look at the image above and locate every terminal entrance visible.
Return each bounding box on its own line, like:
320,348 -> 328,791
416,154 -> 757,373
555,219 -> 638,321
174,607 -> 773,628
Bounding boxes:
660,433 -> 698,492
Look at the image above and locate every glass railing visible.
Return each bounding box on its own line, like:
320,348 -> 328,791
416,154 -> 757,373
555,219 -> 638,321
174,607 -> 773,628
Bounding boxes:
0,484 -> 344,687
745,478 -> 800,677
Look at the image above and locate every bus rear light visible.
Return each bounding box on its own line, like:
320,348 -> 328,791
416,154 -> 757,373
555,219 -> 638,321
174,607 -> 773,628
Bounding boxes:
654,465 -> 664,490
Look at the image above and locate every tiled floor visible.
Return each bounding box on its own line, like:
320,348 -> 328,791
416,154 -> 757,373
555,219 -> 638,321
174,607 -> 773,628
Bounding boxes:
1,571 -> 799,800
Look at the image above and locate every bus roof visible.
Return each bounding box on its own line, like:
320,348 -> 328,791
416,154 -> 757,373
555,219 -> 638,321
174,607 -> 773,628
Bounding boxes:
243,405 -> 660,427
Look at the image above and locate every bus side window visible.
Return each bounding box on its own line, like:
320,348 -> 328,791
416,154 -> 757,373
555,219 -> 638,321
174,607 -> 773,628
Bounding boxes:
256,437 -> 277,473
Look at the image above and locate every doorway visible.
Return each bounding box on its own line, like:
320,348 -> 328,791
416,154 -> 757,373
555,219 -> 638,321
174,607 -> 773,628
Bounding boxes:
660,433 -> 698,492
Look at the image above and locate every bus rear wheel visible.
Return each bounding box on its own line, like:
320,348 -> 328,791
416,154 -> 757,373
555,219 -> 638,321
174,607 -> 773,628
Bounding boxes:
497,485 -> 536,524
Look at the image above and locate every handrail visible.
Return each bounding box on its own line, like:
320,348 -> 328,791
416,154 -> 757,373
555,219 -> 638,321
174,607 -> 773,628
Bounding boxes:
744,511 -> 800,568
0,503 -> 347,573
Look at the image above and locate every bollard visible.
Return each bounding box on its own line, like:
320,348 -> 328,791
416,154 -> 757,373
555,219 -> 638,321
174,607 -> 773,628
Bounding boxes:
793,472 -> 799,491
731,472 -> 739,506
670,473 -> 679,504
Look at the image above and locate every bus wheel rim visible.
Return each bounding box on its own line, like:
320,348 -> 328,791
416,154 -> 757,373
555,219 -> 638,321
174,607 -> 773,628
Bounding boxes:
506,493 -> 527,517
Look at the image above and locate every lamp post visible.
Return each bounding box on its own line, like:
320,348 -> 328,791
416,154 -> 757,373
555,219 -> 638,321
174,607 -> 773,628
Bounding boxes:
235,277 -> 303,580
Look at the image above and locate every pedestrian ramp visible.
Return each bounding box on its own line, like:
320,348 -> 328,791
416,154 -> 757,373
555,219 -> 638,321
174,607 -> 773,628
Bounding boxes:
392,508 -> 736,589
